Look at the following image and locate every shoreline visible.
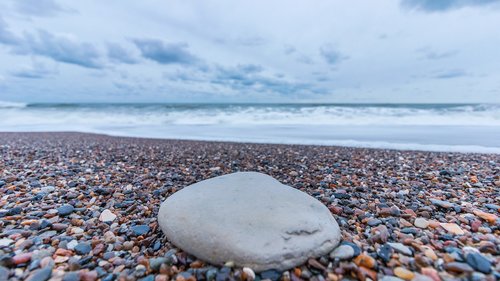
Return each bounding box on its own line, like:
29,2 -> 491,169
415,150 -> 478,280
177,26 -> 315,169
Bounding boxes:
1,130 -> 499,155
1,132 -> 499,280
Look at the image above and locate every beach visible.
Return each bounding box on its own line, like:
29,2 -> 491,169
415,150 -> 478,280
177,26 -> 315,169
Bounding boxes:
1,132 -> 499,280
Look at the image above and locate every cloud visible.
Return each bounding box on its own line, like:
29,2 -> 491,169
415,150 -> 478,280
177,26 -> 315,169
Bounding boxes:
215,36 -> 267,47
235,36 -> 266,47
132,39 -> 199,65
0,18 -> 102,69
432,69 -> 467,79
0,17 -> 19,45
11,61 -> 57,79
211,64 -> 317,95
107,43 -> 139,64
320,45 -> 347,66
13,0 -> 70,17
213,64 -> 263,84
284,45 -> 296,55
18,30 -> 102,68
401,0 -> 499,12
417,47 -> 458,60
297,54 -> 314,65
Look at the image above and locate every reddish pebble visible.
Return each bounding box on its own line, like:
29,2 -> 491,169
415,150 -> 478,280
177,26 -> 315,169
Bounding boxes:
404,209 -> 417,217
471,220 -> 482,232
80,270 -> 98,281
421,267 -> 440,281
329,206 -> 343,215
55,248 -> 73,256
12,252 -> 32,264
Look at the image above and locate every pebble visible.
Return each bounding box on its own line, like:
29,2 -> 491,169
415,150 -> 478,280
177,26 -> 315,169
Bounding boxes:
387,243 -> 412,256
440,223 -> 465,235
150,257 -> 167,272
0,266 -> 10,281
242,267 -> 255,281
377,244 -> 393,263
414,218 -> 429,229
67,240 -> 78,250
329,244 -> 355,260
260,269 -> 281,281
41,185 -> 55,193
465,252 -> 492,274
380,277 -> 405,281
485,204 -> 500,211
74,243 -> 92,255
99,209 -> 117,222
393,267 -> 414,280
354,253 -> 376,268
367,218 -> 382,226
444,262 -> 474,273
62,271 -> 80,281
420,267 -> 440,281
26,266 -> 52,281
131,225 -> 151,236
430,199 -> 454,209
473,209 -> 498,224
420,246 -> 438,261
13,253 -> 32,264
341,241 -> 361,256
80,270 -> 98,281
57,204 -> 75,216
0,239 -> 14,247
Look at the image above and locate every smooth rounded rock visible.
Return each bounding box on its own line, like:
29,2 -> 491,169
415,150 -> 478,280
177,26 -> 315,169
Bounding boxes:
158,172 -> 341,272
57,204 -> 74,216
465,252 -> 492,274
329,244 -> 355,260
414,218 -> 429,229
99,209 -> 116,223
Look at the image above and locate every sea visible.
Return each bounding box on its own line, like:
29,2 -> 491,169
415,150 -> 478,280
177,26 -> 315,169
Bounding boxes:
1,101 -> 499,153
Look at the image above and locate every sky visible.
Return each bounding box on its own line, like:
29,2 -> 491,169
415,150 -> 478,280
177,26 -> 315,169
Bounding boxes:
0,0 -> 499,103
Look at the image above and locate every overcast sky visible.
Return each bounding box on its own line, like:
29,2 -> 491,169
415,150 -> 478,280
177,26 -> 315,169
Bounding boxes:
0,0 -> 499,103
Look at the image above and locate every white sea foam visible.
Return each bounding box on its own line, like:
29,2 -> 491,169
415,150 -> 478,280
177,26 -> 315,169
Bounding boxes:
0,100 -> 27,108
1,103 -> 500,126
1,103 -> 499,153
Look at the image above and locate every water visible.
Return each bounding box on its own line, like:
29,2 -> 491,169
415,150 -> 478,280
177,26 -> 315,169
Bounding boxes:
1,101 -> 499,153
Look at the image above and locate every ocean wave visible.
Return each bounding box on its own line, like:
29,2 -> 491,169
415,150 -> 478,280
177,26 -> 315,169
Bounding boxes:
0,100 -> 27,108
0,103 -> 499,126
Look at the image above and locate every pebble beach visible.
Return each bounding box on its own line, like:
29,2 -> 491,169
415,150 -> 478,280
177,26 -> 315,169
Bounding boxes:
0,132 -> 499,281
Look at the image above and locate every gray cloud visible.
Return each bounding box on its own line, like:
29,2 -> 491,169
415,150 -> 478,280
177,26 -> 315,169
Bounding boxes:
211,64 -> 317,95
19,30 -> 102,68
401,0 -> 499,12
432,69 -> 467,79
284,45 -> 296,55
165,69 -> 205,83
417,47 -> 458,60
215,36 -> 267,47
235,36 -> 266,47
0,17 -> 19,45
11,61 -> 57,79
297,54 -> 314,65
0,18 -> 102,69
107,43 -> 139,64
320,45 -> 347,66
132,39 -> 199,65
284,45 -> 314,64
13,0 -> 69,17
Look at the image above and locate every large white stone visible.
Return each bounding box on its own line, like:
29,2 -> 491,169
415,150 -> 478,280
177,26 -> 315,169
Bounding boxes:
158,172 -> 341,272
